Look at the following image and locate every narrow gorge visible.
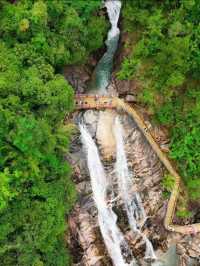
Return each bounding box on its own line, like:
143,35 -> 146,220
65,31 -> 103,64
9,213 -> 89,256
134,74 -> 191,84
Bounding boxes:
1,1 -> 200,266
66,1 -> 200,265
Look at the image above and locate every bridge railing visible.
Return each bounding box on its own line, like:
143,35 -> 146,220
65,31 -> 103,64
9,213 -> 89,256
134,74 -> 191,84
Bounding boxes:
74,94 -> 200,234
75,94 -> 117,110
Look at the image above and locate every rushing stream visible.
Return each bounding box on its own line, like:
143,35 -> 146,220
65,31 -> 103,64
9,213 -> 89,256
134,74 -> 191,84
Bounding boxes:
69,0 -> 200,264
90,0 -> 121,93
80,117 -> 158,265
80,125 -> 137,266
114,117 -> 157,262
79,1 -> 156,265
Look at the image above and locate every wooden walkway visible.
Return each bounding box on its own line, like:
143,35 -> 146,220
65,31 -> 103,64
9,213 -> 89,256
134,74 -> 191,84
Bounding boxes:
75,94 -> 117,110
75,94 -> 200,235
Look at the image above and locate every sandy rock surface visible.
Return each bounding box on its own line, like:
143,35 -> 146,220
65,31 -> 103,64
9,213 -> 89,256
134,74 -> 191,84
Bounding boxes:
68,109 -> 200,266
96,110 -> 117,160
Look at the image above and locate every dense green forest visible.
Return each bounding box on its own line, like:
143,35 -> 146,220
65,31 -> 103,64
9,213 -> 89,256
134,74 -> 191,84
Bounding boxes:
1,0 -> 200,265
0,1 -> 107,265
119,0 -> 200,202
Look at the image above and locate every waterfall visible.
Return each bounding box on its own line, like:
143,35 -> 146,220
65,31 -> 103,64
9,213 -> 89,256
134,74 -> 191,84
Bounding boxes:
90,0 -> 121,93
80,124 -> 137,266
114,117 -> 157,261
79,2 -> 157,260
105,0 -> 121,40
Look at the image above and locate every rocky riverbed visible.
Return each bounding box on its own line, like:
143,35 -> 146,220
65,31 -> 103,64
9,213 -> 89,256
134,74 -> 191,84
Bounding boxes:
66,106 -> 200,266
64,9 -> 200,264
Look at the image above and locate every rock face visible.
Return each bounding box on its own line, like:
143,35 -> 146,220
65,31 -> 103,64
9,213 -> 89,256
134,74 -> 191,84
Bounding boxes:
115,78 -> 139,96
68,204 -> 105,266
96,110 -> 116,160
106,74 -> 140,98
152,245 -> 179,266
68,109 -> 200,266
125,94 -> 137,103
64,65 -> 91,94
82,110 -> 99,138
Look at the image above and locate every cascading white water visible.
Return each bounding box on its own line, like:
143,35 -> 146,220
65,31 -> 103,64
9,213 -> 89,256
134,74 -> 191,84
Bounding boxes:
114,117 -> 157,261
114,117 -> 146,230
105,0 -> 121,39
80,124 -> 137,266
90,0 -> 121,93
79,1 -> 157,263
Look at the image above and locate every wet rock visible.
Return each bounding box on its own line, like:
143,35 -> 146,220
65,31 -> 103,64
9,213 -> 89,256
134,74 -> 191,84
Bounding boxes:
83,110 -> 99,125
114,78 -> 139,96
96,110 -> 116,160
83,110 -> 99,137
188,245 -> 200,258
167,234 -> 200,262
69,205 -> 105,266
68,109 -> 200,264
107,78 -> 119,97
176,243 -> 186,255
186,257 -> 199,266
76,181 -> 92,195
152,245 -> 179,266
69,151 -> 89,182
144,190 -> 162,213
64,65 -> 90,93
125,94 -> 137,103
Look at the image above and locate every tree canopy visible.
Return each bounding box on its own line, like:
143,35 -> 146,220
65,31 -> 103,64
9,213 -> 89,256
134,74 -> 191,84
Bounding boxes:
0,0 -> 107,265
119,0 -> 200,201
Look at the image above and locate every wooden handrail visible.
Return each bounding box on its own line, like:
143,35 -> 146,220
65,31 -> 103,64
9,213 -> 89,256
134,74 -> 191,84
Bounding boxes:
75,95 -> 200,234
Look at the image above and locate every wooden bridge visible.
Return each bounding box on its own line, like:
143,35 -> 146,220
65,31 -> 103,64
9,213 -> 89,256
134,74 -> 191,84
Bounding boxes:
75,94 -> 117,110
75,94 -> 200,235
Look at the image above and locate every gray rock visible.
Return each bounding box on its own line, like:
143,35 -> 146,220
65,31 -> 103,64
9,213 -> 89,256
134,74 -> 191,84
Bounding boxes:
64,65 -> 90,93
187,258 -> 199,266
83,110 -> 99,137
83,110 -> 99,124
125,94 -> 137,102
152,245 -> 179,266
76,181 -> 92,195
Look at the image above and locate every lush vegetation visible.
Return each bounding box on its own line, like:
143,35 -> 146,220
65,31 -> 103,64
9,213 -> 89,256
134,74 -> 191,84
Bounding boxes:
119,0 -> 200,201
0,1 -> 107,265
